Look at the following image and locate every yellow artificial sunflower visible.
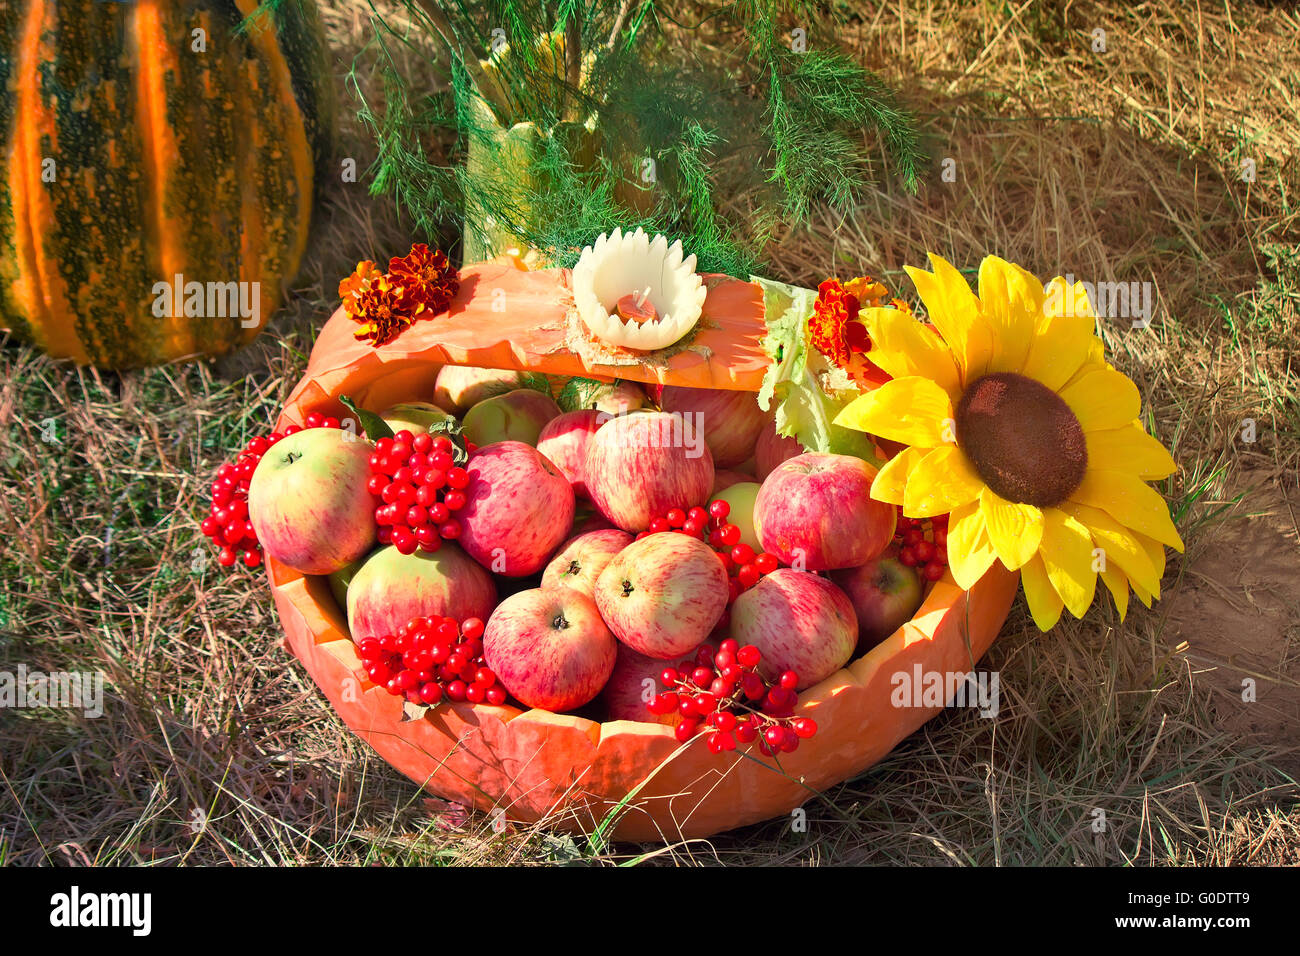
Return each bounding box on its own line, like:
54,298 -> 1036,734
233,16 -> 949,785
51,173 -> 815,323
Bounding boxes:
833,253 -> 1183,630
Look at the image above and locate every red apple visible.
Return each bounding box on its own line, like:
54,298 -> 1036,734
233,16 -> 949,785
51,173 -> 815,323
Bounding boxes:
584,412 -> 715,531
457,441 -> 575,576
594,533 -> 729,659
346,542 -> 497,645
660,386 -> 768,468
830,545 -> 924,653
461,388 -> 562,447
598,643 -> 683,725
755,421 -> 802,479
729,569 -> 857,690
536,409 -> 603,497
433,365 -> 544,415
247,427 -> 377,575
541,529 -> 633,598
754,453 -> 895,570
483,587 -> 616,712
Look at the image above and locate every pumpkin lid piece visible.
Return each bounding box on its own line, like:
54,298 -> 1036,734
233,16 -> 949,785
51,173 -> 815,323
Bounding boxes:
291,258 -> 770,404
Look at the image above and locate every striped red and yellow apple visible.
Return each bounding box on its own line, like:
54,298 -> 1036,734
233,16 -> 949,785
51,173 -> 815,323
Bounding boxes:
660,385 -> 768,468
457,440 -> 575,576
484,587 -> 617,711
584,411 -> 715,532
536,408 -> 605,498
346,542 -> 497,645
247,426 -> 377,575
541,529 -> 633,599
754,453 -> 895,571
728,568 -> 857,690
594,533 -> 729,659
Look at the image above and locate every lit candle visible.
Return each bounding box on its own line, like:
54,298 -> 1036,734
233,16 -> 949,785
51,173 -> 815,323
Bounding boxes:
615,286 -> 658,324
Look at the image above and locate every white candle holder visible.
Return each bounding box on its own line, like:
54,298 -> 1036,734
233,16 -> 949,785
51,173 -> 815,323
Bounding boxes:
571,228 -> 707,351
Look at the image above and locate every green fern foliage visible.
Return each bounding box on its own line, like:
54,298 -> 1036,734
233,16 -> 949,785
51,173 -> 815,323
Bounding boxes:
354,0 -> 924,276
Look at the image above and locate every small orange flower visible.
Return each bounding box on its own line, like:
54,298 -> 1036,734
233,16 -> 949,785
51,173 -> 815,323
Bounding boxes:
809,277 -> 875,369
844,277 -> 889,309
350,276 -> 415,347
339,260 -> 384,319
338,246 -> 458,348
888,297 -> 914,318
388,243 -> 460,318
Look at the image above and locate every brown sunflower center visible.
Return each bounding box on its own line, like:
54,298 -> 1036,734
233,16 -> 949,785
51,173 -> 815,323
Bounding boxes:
955,372 -> 1087,507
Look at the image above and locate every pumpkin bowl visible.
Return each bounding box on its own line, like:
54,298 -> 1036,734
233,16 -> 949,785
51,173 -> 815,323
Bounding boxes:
266,259 -> 1019,841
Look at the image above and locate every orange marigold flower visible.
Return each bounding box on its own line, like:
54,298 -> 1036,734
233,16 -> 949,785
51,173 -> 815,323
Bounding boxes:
844,276 -> 889,309
388,243 -> 460,318
339,260 -> 384,319
809,277 -> 874,369
351,276 -> 415,347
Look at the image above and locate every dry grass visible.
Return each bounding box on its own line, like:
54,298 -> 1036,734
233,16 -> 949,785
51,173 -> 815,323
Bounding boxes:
2,0 -> 1298,866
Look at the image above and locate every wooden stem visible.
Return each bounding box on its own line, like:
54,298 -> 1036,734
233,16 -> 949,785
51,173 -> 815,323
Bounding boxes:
607,0 -> 634,50
563,13 -> 582,122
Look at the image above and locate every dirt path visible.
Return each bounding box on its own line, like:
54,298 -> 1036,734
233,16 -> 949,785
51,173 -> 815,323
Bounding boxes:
1164,483 -> 1300,768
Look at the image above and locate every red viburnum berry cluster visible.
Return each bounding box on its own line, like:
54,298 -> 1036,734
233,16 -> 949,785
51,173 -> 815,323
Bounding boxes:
368,429 -> 477,555
355,615 -> 506,707
648,639 -> 817,756
894,508 -> 949,582
637,500 -> 781,601
201,411 -> 344,569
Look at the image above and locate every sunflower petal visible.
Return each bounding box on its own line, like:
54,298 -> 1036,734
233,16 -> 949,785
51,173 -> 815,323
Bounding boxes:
1059,501 -> 1161,598
977,256 -> 1042,376
979,487 -> 1044,570
945,499 -> 998,590
1135,530 -> 1169,587
1044,277 -> 1098,322
902,445 -> 986,518
904,254 -> 993,386
833,376 -> 954,448
860,307 -> 963,402
1130,575 -> 1154,608
1038,509 -> 1098,618
1098,564 -> 1131,620
1020,553 -> 1065,630
1060,342 -> 1108,391
871,446 -> 928,505
1021,278 -> 1099,391
1085,425 -> 1177,480
1068,468 -> 1184,551
1058,368 -> 1142,432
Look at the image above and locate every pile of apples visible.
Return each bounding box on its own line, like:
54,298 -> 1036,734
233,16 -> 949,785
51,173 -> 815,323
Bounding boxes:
240,365 -> 930,730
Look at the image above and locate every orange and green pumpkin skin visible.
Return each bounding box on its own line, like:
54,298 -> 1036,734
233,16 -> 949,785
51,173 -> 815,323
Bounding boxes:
0,0 -> 334,368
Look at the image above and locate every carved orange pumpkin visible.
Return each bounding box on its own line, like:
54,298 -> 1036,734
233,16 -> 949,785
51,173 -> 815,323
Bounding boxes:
267,258 -> 1018,840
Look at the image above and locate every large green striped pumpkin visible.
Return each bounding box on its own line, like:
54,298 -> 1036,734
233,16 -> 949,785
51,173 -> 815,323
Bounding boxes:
0,0 -> 333,367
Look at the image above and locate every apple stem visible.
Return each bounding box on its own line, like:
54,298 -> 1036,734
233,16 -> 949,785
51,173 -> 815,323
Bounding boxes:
552,614 -> 569,629
286,451 -> 302,464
